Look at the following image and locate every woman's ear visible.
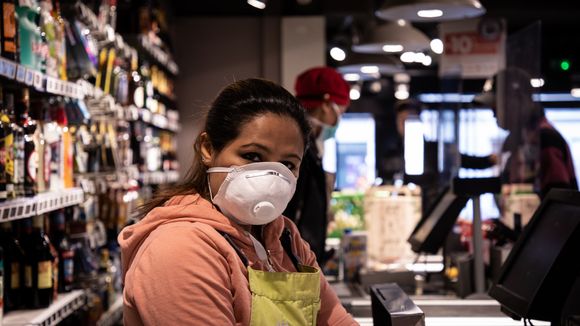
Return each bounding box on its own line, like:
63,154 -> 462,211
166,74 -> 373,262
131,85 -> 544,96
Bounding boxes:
199,132 -> 213,166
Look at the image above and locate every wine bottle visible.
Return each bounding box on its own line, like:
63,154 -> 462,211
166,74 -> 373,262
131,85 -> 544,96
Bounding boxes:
5,92 -> 18,199
1,222 -> 25,312
0,87 -> 9,201
23,216 -> 55,309
16,89 -> 36,197
50,210 -> 74,293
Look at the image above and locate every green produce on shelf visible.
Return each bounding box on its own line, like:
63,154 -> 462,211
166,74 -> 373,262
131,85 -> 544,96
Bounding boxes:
327,191 -> 365,238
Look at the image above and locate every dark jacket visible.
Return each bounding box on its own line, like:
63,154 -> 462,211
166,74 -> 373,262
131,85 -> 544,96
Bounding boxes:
283,139 -> 328,265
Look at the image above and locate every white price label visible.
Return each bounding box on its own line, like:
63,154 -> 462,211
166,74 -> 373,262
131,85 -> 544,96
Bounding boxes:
25,69 -> 34,85
33,71 -> 44,90
16,65 -> 26,82
4,60 -> 16,79
46,77 -> 57,93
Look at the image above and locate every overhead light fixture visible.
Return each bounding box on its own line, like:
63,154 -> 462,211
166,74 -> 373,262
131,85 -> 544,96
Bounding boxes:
343,73 -> 361,82
530,78 -> 544,88
395,84 -> 410,100
247,0 -> 266,9
382,44 -> 404,53
350,85 -> 361,100
330,47 -> 346,61
422,55 -> 432,66
430,38 -> 444,54
337,53 -> 404,80
400,51 -> 416,63
352,22 -> 430,54
376,0 -> 486,22
361,65 -> 380,74
417,9 -> 443,18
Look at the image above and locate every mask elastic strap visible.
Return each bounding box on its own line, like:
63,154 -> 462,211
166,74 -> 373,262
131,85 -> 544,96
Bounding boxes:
207,167 -> 234,173
207,175 -> 215,201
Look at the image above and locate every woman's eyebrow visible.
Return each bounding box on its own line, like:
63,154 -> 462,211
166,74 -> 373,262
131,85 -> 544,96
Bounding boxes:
240,143 -> 271,153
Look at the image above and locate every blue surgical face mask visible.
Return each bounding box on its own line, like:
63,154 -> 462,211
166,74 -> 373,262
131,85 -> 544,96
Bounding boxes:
312,103 -> 341,141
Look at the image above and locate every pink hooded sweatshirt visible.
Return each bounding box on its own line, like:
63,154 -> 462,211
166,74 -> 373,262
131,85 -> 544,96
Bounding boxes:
118,194 -> 358,325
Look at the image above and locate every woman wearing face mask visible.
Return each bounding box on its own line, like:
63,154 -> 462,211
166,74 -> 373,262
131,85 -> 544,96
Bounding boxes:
118,78 -> 357,325
283,67 -> 350,266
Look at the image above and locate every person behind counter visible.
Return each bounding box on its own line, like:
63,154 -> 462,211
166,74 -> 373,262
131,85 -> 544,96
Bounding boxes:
284,67 -> 350,266
118,78 -> 357,325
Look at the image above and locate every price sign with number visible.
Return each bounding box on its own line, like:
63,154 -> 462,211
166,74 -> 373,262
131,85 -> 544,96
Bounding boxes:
439,18 -> 506,79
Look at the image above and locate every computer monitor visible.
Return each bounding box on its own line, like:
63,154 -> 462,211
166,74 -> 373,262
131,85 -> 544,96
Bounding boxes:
407,187 -> 469,254
489,188 -> 580,323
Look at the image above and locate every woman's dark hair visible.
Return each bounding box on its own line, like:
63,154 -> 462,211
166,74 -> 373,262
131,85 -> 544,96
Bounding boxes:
137,78 -> 311,218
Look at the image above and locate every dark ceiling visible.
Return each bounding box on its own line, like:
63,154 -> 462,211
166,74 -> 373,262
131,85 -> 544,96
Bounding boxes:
169,0 -> 580,93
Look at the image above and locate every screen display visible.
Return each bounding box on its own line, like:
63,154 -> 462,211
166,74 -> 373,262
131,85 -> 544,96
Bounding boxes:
412,192 -> 457,243
500,202 -> 580,300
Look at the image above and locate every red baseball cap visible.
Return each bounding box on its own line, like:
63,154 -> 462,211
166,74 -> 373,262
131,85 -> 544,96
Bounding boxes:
294,67 -> 350,110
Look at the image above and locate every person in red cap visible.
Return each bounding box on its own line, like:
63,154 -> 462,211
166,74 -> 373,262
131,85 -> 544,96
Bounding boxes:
283,67 -> 350,265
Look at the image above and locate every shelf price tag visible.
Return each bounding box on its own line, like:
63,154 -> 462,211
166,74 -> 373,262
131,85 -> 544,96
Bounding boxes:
16,65 -> 26,82
33,71 -> 44,90
4,60 -> 16,79
25,68 -> 34,85
0,58 -> 5,77
46,77 -> 58,93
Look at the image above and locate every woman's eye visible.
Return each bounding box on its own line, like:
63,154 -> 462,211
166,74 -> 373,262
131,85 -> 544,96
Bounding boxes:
242,152 -> 261,162
281,161 -> 296,171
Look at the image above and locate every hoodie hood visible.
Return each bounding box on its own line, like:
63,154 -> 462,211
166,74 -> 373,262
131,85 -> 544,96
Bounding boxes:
118,194 -> 287,282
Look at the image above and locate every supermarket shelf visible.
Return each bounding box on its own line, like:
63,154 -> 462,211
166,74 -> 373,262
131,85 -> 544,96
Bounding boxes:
140,170 -> 180,185
0,58 -> 84,100
96,296 -> 123,326
139,35 -> 179,75
3,290 -> 86,326
0,188 -> 84,223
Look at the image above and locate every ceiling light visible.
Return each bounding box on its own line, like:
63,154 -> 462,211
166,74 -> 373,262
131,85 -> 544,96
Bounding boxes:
530,78 -> 544,88
337,53 -> 404,80
330,47 -> 346,61
395,88 -> 410,100
571,88 -> 580,98
394,73 -> 410,83
430,38 -> 444,54
370,81 -> 383,93
376,0 -> 486,22
350,86 -> 361,100
417,9 -> 443,18
361,65 -> 380,74
343,73 -> 361,82
382,44 -> 404,53
413,52 -> 426,63
400,51 -> 416,63
422,55 -> 432,66
352,22 -> 430,54
247,0 -> 266,9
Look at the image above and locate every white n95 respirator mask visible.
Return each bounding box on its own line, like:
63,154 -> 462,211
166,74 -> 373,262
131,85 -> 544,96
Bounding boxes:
207,162 -> 297,225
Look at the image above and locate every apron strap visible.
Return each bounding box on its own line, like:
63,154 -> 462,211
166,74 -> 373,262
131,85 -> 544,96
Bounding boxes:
218,230 -> 249,266
280,228 -> 302,270
217,228 -> 302,271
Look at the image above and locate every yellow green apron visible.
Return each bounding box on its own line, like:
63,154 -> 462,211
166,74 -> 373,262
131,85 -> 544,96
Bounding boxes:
248,264 -> 321,326
219,228 -> 321,326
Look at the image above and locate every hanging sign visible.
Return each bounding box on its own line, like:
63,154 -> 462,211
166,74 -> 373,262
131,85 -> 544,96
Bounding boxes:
439,18 -> 506,79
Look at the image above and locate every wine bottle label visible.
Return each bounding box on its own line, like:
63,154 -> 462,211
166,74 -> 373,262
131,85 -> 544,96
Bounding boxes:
26,148 -> 38,182
24,265 -> 32,287
4,133 -> 13,179
37,260 -> 52,289
2,3 -> 17,53
62,254 -> 73,283
11,262 -> 19,288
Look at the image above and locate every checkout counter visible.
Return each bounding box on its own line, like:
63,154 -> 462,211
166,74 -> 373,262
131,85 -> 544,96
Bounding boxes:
327,186 -> 579,325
